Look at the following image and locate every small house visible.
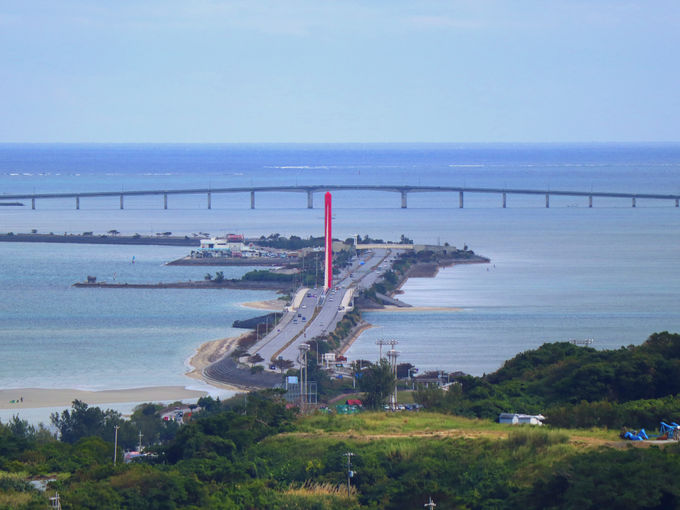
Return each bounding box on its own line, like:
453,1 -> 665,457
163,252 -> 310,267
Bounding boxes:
499,413 -> 545,426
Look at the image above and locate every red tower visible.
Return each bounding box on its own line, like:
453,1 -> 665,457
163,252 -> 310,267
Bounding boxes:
324,192 -> 332,291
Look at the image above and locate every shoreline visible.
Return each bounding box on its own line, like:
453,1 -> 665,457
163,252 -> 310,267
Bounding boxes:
369,305 -> 462,312
0,386 -> 207,410
73,280 -> 289,291
241,299 -> 286,311
167,256 -> 294,267
338,322 -> 376,355
0,232 -> 200,246
342,258 -> 480,354
0,259 -> 483,405
185,333 -> 251,391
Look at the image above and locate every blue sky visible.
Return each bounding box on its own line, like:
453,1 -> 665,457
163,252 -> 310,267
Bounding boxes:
1,1 -> 678,143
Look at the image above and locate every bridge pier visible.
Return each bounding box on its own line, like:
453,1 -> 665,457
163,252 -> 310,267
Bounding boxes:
120,194 -> 124,209
307,190 -> 313,209
31,198 -> 35,210
676,198 -> 679,207
459,191 -> 464,208
545,193 -> 550,208
75,196 -> 80,210
250,191 -> 255,209
632,197 -> 636,208
401,191 -> 407,208
207,192 -> 211,210
589,195 -> 593,208
163,193 -> 168,209
502,192 -> 506,208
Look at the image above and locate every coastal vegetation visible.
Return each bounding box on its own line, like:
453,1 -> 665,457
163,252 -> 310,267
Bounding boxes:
2,384 -> 680,509
414,331 -> 680,430
256,234 -> 325,250
242,269 -> 294,283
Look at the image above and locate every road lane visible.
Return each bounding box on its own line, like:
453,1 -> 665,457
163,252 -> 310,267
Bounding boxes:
251,248 -> 403,368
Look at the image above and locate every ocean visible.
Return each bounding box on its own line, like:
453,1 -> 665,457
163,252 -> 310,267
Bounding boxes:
1,143 -> 679,399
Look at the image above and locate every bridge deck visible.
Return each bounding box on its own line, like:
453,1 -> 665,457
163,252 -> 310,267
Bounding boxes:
1,185 -> 678,208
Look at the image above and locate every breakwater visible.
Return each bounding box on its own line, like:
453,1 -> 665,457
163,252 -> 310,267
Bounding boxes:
73,280 -> 289,291
0,232 -> 200,246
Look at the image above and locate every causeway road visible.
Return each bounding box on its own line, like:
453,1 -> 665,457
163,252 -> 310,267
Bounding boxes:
250,248 -> 399,368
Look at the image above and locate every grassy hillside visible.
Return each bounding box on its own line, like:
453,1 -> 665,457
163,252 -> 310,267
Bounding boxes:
416,332 -> 680,429
3,333 -> 680,508
3,400 -> 679,509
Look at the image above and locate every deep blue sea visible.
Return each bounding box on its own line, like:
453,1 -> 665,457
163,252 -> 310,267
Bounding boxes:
1,143 -> 679,393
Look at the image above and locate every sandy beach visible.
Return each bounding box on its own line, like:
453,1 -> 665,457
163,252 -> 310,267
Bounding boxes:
371,305 -> 462,312
0,292 -> 458,411
241,299 -> 286,311
185,333 -> 249,390
0,303 -> 273,411
0,386 -> 207,410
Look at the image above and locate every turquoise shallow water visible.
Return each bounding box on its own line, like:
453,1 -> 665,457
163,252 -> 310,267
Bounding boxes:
346,207 -> 680,375
0,143 -> 679,387
0,242 -> 277,390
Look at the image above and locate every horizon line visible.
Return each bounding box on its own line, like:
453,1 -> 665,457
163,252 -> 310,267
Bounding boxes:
1,141 -> 680,146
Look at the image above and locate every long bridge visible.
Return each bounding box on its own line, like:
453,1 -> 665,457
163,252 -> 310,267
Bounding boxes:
2,185 -> 679,209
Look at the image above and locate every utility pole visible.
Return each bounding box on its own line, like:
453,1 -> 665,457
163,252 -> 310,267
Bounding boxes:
387,347 -> 400,409
298,343 -> 310,409
137,431 -> 143,453
375,339 -> 389,361
113,425 -> 120,466
344,451 -> 355,497
424,496 -> 437,509
49,492 -> 62,510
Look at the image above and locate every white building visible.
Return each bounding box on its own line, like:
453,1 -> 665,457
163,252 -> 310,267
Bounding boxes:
198,234 -> 252,257
498,413 -> 545,426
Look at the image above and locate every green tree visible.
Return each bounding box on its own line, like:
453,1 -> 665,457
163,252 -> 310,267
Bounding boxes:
357,359 -> 395,409
51,400 -> 123,445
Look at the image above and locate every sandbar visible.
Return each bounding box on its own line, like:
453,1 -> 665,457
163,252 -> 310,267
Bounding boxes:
369,305 -> 462,312
241,299 -> 286,311
0,386 -> 207,410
